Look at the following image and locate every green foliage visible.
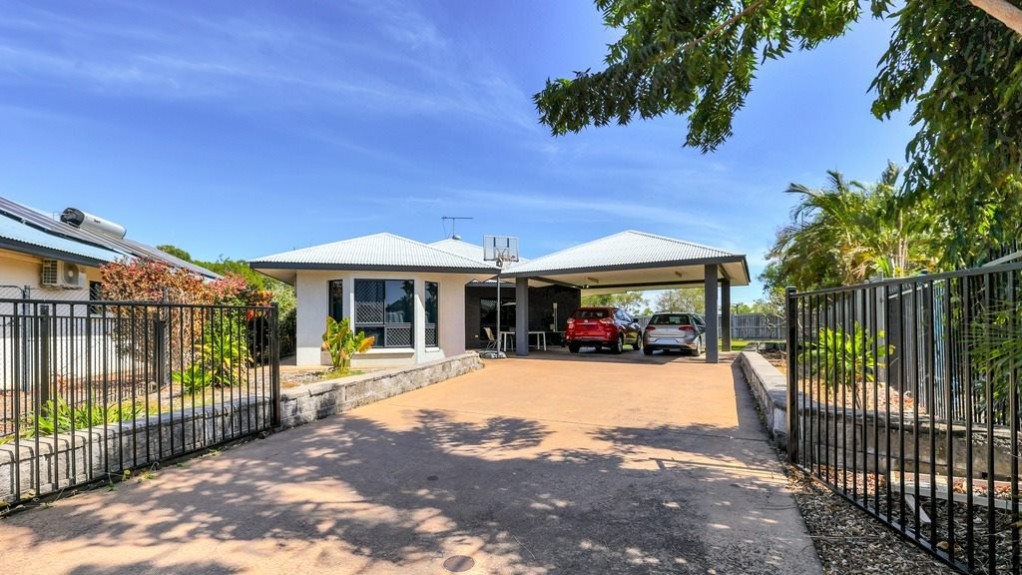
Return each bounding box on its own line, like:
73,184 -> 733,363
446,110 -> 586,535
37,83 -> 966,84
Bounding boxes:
172,317 -> 251,393
156,244 -> 194,262
654,288 -> 705,314
763,165 -> 941,292
731,299 -> 783,317
536,1 -> 1022,261
799,324 -> 891,389
9,399 -> 144,441
581,291 -> 649,315
322,317 -> 375,373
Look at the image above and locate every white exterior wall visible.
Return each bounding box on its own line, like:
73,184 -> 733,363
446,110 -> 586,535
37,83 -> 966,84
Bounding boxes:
0,249 -> 102,302
293,269 -> 473,368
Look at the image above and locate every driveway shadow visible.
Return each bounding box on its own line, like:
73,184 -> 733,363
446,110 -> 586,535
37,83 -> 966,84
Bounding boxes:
1,368 -> 817,575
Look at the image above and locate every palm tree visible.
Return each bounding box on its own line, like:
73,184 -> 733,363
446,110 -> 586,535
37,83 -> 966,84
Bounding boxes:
767,163 -> 940,290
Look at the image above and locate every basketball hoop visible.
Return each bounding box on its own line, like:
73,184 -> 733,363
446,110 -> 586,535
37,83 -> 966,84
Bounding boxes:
481,235 -> 520,359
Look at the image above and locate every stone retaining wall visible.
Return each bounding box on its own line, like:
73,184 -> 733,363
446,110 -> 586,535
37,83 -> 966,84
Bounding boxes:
278,352 -> 484,428
737,351 -> 789,447
0,397 -> 268,504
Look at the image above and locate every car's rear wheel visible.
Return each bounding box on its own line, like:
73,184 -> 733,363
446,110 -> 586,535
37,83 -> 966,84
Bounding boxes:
611,335 -> 623,354
643,346 -> 654,356
568,343 -> 580,354
633,334 -> 643,352
692,338 -> 702,357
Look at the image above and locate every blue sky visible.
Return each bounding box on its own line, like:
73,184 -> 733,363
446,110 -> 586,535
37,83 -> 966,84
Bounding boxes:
0,1 -> 916,303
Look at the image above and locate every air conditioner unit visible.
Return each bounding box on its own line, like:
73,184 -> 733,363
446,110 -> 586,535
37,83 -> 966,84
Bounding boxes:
41,260 -> 86,290
59,261 -> 86,290
40,259 -> 60,287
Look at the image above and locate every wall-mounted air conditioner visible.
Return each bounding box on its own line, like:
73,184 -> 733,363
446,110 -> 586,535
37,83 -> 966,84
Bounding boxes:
40,259 -> 87,290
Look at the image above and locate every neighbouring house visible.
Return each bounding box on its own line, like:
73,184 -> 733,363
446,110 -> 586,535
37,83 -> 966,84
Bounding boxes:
0,195 -> 217,304
251,230 -> 750,366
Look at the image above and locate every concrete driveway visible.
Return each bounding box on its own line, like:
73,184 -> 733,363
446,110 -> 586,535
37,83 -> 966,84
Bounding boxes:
0,354 -> 821,575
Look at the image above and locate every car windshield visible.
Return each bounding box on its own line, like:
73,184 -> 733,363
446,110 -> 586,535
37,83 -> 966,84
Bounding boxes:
650,314 -> 691,325
574,309 -> 610,319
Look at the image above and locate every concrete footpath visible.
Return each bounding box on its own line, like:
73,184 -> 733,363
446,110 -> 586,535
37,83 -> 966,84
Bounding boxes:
0,352 -> 822,574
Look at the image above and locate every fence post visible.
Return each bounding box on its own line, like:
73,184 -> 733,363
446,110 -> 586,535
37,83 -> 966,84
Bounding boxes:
786,286 -> 799,464
270,302 -> 281,428
38,304 -> 52,405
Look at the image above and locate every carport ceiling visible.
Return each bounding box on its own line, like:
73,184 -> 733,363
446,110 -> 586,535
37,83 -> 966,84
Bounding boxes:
502,230 -> 749,293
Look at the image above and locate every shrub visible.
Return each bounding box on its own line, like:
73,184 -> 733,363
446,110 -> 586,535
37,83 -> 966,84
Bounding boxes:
322,317 -> 375,373
800,323 -> 891,388
172,316 -> 251,393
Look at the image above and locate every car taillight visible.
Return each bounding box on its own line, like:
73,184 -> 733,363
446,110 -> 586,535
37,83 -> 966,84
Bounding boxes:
599,317 -> 614,325
644,325 -> 655,331
680,325 -> 695,333
567,318 -> 574,325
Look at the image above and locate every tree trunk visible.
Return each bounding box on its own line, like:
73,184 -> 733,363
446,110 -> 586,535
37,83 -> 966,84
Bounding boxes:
971,0 -> 1022,35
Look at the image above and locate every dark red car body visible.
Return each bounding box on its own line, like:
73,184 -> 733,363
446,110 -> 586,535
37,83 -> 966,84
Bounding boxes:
565,306 -> 642,354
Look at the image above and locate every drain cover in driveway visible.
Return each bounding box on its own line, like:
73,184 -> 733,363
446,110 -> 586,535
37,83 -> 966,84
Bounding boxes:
442,555 -> 475,572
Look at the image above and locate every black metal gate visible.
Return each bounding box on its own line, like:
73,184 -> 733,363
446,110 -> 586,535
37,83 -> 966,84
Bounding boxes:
786,264 -> 1022,574
0,297 -> 280,507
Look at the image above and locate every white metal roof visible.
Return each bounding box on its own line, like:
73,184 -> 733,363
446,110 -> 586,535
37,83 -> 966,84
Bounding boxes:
251,233 -> 499,273
502,230 -> 749,287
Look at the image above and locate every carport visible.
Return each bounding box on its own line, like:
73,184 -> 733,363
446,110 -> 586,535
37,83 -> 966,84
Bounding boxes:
502,230 -> 750,363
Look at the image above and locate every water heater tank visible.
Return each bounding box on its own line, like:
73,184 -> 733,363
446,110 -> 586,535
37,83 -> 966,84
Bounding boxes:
60,208 -> 128,240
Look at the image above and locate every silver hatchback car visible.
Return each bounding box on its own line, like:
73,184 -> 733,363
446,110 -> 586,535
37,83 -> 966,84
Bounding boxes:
642,312 -> 706,356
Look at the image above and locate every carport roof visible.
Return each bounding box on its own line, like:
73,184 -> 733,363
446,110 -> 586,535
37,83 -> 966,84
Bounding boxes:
502,230 -> 749,290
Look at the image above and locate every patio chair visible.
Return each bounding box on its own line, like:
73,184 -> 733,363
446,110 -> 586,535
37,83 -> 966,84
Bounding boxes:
483,327 -> 499,352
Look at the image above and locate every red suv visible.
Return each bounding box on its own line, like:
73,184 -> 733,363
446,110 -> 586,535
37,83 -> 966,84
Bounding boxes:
565,307 -> 642,354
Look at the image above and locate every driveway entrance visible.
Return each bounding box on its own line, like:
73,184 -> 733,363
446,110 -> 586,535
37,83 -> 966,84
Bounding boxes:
0,356 -> 820,574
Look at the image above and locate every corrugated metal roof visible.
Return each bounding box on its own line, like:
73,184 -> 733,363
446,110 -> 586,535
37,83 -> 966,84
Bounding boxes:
430,238 -> 486,263
504,230 -> 744,276
429,238 -> 530,265
251,233 -> 499,272
0,213 -> 120,264
0,196 -> 219,279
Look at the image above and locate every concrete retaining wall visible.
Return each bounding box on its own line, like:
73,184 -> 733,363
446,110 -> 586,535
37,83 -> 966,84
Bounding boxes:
737,351 -> 789,447
0,397 -> 269,503
279,352 -> 484,428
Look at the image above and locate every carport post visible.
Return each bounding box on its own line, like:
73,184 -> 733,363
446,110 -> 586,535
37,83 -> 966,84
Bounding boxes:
704,264 -> 719,363
515,277 -> 530,356
721,279 -> 731,352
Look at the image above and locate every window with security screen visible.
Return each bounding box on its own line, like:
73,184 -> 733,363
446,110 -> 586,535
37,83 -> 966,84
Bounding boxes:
425,281 -> 438,347
354,279 -> 414,348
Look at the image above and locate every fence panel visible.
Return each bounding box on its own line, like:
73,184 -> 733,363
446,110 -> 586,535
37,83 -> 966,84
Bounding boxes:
788,264 -> 1022,575
730,313 -> 786,340
0,298 -> 279,507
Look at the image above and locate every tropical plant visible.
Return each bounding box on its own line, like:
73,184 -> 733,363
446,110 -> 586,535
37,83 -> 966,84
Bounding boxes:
172,316 -> 251,393
764,165 -> 942,293
799,323 -> 891,389
581,292 -> 649,315
322,317 -> 375,373
534,0 -> 1022,263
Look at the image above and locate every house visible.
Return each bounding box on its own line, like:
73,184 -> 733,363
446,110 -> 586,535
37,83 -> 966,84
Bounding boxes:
251,230 -> 750,365
0,195 -> 217,303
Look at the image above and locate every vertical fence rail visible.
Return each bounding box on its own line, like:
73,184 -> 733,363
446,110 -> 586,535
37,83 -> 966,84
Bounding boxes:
788,262 -> 1022,575
0,298 -> 280,508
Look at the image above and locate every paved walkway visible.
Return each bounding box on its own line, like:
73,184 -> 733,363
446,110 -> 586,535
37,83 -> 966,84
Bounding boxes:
0,352 -> 821,574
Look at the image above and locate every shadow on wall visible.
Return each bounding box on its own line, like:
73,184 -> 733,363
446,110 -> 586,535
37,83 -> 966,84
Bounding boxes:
2,390 -> 799,574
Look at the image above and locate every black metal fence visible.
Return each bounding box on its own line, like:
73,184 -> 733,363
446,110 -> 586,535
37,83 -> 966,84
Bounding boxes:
787,263 -> 1022,574
0,297 -> 280,507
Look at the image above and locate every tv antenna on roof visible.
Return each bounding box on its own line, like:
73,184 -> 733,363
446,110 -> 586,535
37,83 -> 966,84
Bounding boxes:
441,216 -> 473,240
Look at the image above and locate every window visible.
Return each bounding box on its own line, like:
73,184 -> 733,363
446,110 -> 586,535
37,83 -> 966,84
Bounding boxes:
425,281 -> 438,347
88,281 -> 103,315
650,314 -> 691,326
573,308 -> 609,319
354,279 -> 414,348
328,280 -> 344,321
